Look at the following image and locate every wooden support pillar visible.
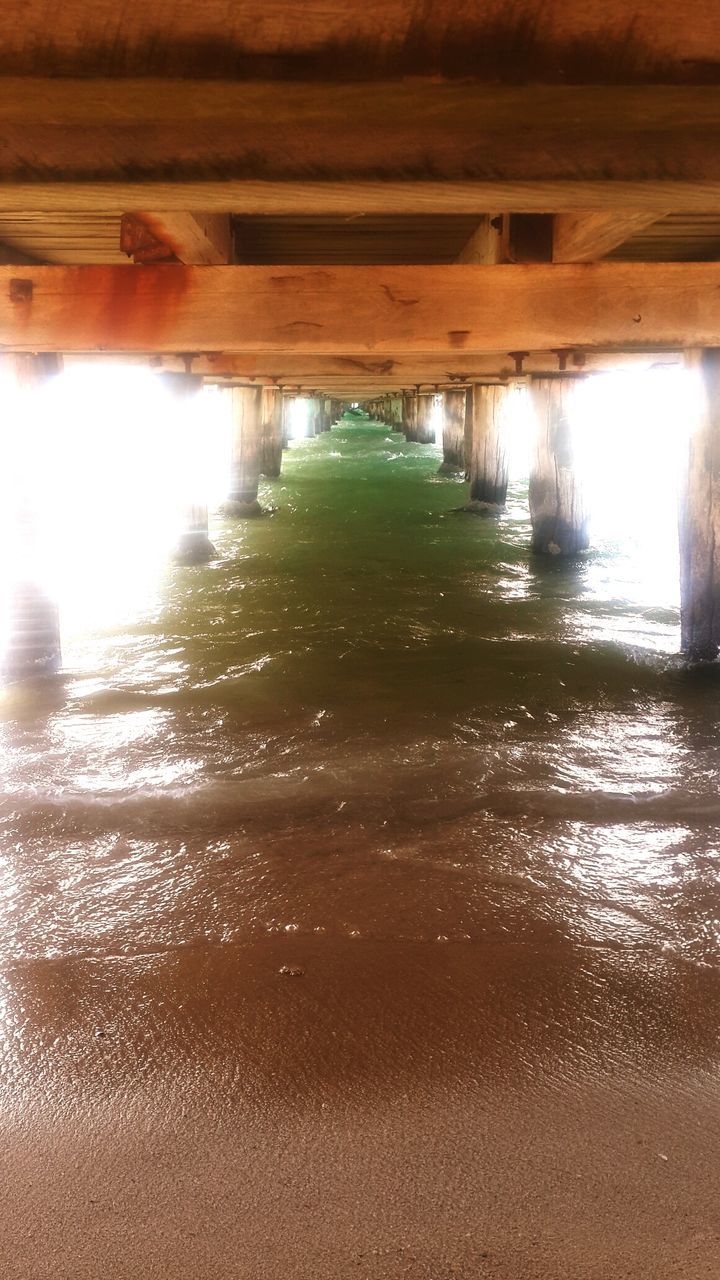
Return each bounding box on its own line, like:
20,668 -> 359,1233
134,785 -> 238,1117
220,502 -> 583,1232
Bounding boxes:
280,395 -> 291,448
680,349 -> 720,662
174,502 -> 216,564
260,386 -> 283,477
416,392 -> 437,445
464,383 -> 512,512
439,387 -> 467,473
1,353 -> 63,680
222,384 -> 264,517
306,396 -> 321,437
162,372 -> 217,563
402,391 -> 418,441
528,377 -> 589,555
320,397 -> 333,431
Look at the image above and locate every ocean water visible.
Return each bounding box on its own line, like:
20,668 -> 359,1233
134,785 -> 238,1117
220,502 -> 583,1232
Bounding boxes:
0,418 -> 718,970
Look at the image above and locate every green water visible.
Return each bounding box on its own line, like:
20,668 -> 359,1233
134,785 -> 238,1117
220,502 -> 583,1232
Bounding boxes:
1,418 -> 718,966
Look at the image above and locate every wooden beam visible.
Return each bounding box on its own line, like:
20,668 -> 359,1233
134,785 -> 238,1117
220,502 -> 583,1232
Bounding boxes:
552,212 -> 663,262
163,352 -> 681,380
63,352 -> 681,384
0,1 -> 718,80
2,263 -> 717,355
131,213 -> 233,265
469,212 -> 656,266
3,81 -> 720,188
4,181 -> 720,218
456,216 -> 504,264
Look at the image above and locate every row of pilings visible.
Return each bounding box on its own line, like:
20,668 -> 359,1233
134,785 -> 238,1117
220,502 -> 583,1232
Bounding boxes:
2,359 -> 720,675
365,382 -> 588,554
366,366 -> 720,665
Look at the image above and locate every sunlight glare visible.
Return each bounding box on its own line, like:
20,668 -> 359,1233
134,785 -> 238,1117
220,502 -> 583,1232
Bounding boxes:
0,365 -> 231,651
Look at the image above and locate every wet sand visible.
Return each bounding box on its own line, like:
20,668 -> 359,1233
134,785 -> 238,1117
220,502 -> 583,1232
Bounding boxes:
1,936 -> 719,1278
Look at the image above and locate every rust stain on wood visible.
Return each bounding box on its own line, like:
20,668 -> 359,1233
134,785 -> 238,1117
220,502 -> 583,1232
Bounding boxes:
89,264 -> 192,350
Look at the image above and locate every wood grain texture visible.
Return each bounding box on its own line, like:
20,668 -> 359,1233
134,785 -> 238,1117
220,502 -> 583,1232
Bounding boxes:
553,212 -> 662,262
152,352 -> 679,381
680,349 -> 720,660
440,388 -> 467,469
467,383 -> 512,507
0,1 -> 719,80
259,385 -> 283,476
456,216 -> 504,264
227,384 -> 263,507
402,390 -> 418,441
3,81 -> 720,186
528,378 -> 589,555
416,392 -> 437,444
136,213 -> 232,265
0,263 -> 717,354
5,181 -> 720,217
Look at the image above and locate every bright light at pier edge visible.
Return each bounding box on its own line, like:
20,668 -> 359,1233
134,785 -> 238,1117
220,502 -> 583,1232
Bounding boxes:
573,364 -> 698,611
0,360 -> 704,659
487,362 -> 697,613
0,366 -> 232,642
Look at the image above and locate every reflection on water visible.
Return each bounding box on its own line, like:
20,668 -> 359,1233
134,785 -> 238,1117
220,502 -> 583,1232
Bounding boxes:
0,415 -> 718,970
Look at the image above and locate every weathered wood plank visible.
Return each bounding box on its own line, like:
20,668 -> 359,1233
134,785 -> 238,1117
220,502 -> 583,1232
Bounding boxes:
3,82 -> 720,186
1,263 -> 719,354
90,353 -> 673,378
0,1 -> 718,80
4,181 -> 720,217
553,212 -> 662,262
105,352 -> 677,381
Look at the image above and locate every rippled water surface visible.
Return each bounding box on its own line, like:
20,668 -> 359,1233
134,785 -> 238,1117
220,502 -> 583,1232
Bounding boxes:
1,419 -> 718,967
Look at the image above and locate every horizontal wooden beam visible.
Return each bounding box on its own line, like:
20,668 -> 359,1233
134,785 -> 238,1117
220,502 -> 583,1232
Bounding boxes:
3,81 -> 720,189
2,263 -> 718,354
4,181 -> 720,218
0,1 -> 716,79
199,352 -> 681,379
65,352 -> 679,379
